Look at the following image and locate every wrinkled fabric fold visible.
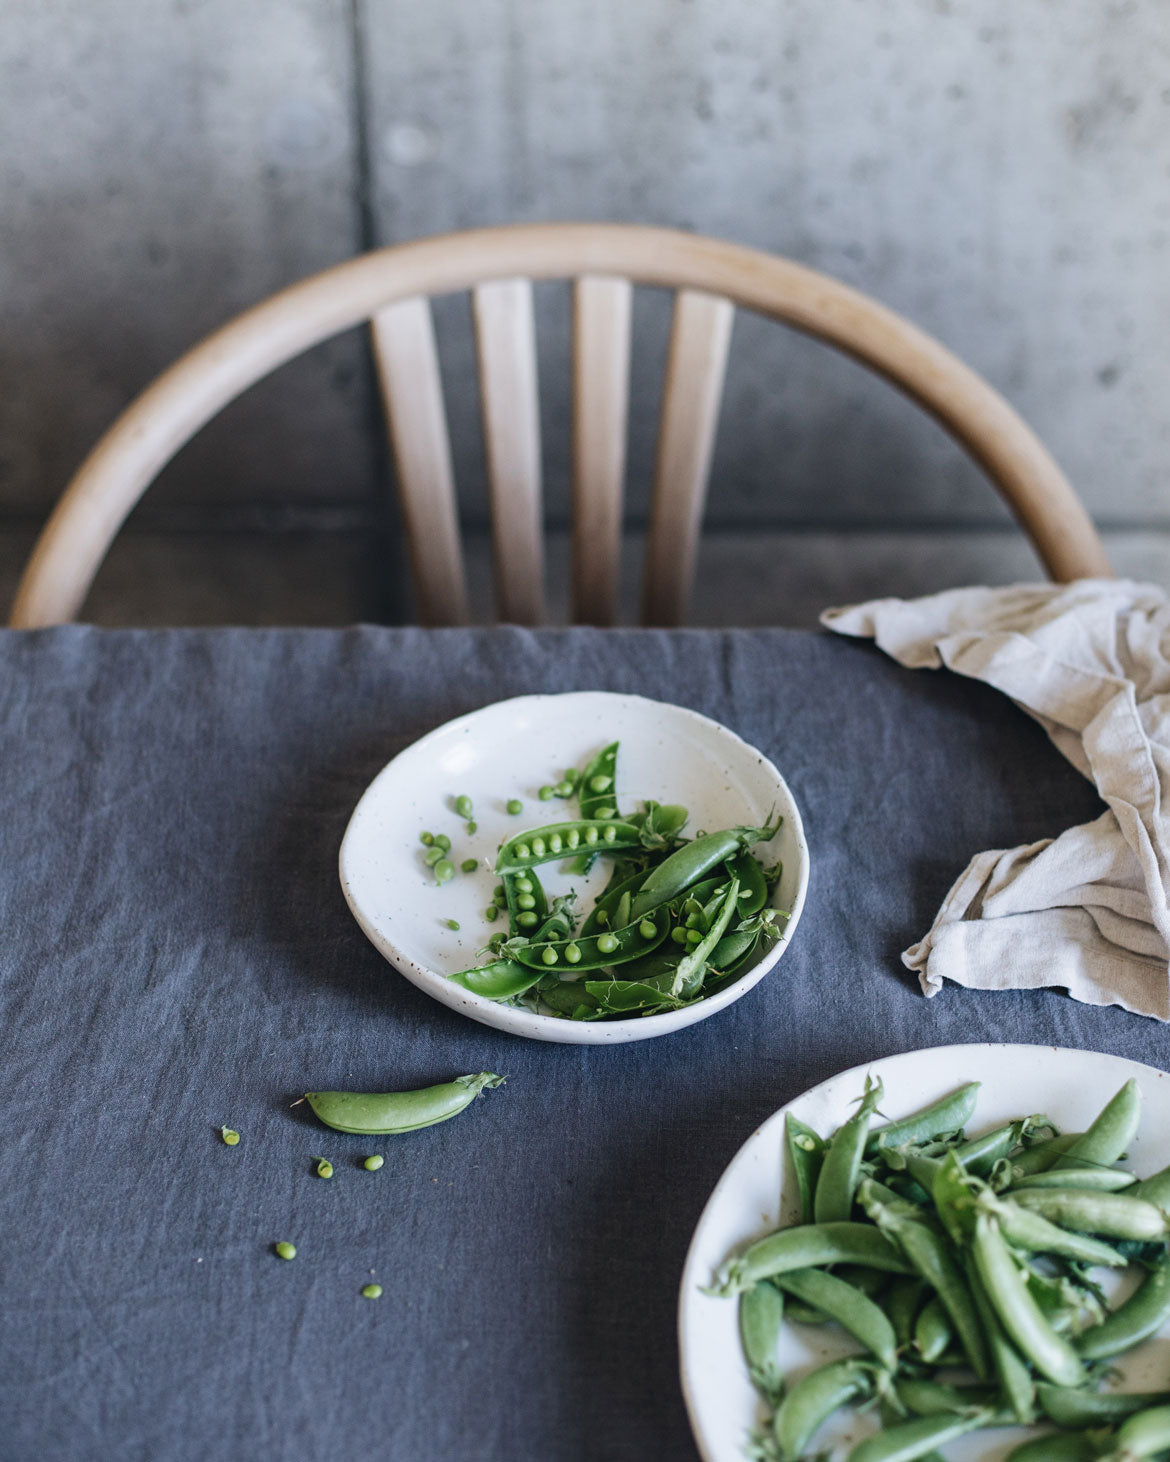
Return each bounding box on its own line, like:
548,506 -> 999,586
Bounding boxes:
822,579 -> 1170,1021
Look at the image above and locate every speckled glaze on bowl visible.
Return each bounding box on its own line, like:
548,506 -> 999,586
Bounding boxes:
339,691 -> 809,1044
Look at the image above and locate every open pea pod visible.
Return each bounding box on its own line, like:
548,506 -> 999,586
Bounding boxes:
448,959 -> 544,1001
496,818 -> 641,872
511,905 -> 671,971
501,868 -> 547,936
581,865 -> 651,937
577,741 -> 620,820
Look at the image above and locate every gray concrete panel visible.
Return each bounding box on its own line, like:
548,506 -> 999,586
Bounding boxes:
0,0 -> 374,519
363,0 -> 1170,529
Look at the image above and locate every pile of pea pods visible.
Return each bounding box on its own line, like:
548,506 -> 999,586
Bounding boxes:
714,1077 -> 1170,1462
448,741 -> 785,1020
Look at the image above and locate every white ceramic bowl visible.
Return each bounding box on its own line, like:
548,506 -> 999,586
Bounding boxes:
339,691 -> 809,1044
679,1044 -> 1170,1462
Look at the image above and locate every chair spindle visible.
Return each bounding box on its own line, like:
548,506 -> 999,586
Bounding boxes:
370,296 -> 469,626
472,278 -> 545,625
642,288 -> 735,627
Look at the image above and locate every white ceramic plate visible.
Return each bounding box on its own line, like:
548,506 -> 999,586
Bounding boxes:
339,691 -> 809,1044
679,1043 -> 1170,1461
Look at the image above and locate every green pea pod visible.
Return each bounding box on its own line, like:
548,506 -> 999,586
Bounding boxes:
502,867 -> 547,936
665,876 -> 740,997
888,1276 -> 928,1349
1130,1162 -> 1170,1210
726,850 -> 769,915
894,1378 -> 996,1418
1005,1432 -> 1107,1462
739,1281 -> 785,1404
913,1294 -> 953,1364
899,1128 -> 1017,1192
865,1191 -> 989,1381
785,1113 -> 826,1226
847,1407 -> 995,1462
577,741 -> 620,820
608,949 -> 680,985
1015,1169 -> 1136,1193
774,1267 -> 898,1370
930,1151 -> 979,1246
867,1082 -> 981,1155
512,906 -> 670,972
448,959 -> 545,1001
641,800 -> 689,846
582,977 -> 684,1013
1076,1250 -> 1170,1360
958,1119 -> 1033,1176
305,1072 -> 506,1135
971,1212 -> 1085,1387
815,1076 -> 885,1223
1054,1080 -> 1141,1172
713,1221 -> 913,1296
708,924 -> 759,971
497,819 -> 641,872
630,822 -> 780,920
1107,1405 -> 1170,1459
580,866 -> 649,937
1009,1188 -> 1167,1242
979,1190 -> 1128,1268
773,1357 -> 874,1462
1025,1268 -> 1104,1337
535,980 -> 602,1018
1037,1385 -> 1170,1428
1012,1133 -> 1084,1176
966,1254 -> 1036,1425
835,1263 -> 888,1299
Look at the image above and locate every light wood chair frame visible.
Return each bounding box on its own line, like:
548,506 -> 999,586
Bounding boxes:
9,222 -> 1111,629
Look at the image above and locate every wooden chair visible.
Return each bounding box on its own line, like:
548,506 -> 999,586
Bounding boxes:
9,222 -> 1111,630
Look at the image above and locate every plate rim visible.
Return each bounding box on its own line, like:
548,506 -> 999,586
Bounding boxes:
338,689 -> 810,1044
677,1041 -> 1170,1462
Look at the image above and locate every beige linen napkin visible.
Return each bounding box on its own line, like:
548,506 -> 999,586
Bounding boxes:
821,579 -> 1170,1021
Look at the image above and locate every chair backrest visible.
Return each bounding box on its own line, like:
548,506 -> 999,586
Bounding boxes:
9,222 -> 1111,629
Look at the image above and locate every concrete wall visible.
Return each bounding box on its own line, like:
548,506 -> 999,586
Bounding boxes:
2,0 -> 1167,623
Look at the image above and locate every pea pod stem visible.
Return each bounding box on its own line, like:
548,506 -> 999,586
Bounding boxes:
305,1073 -> 505,1135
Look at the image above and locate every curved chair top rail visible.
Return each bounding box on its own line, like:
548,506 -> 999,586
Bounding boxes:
10,222 -> 1110,628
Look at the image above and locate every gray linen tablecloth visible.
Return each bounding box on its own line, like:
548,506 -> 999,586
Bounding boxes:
2,625 -> 1165,1462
